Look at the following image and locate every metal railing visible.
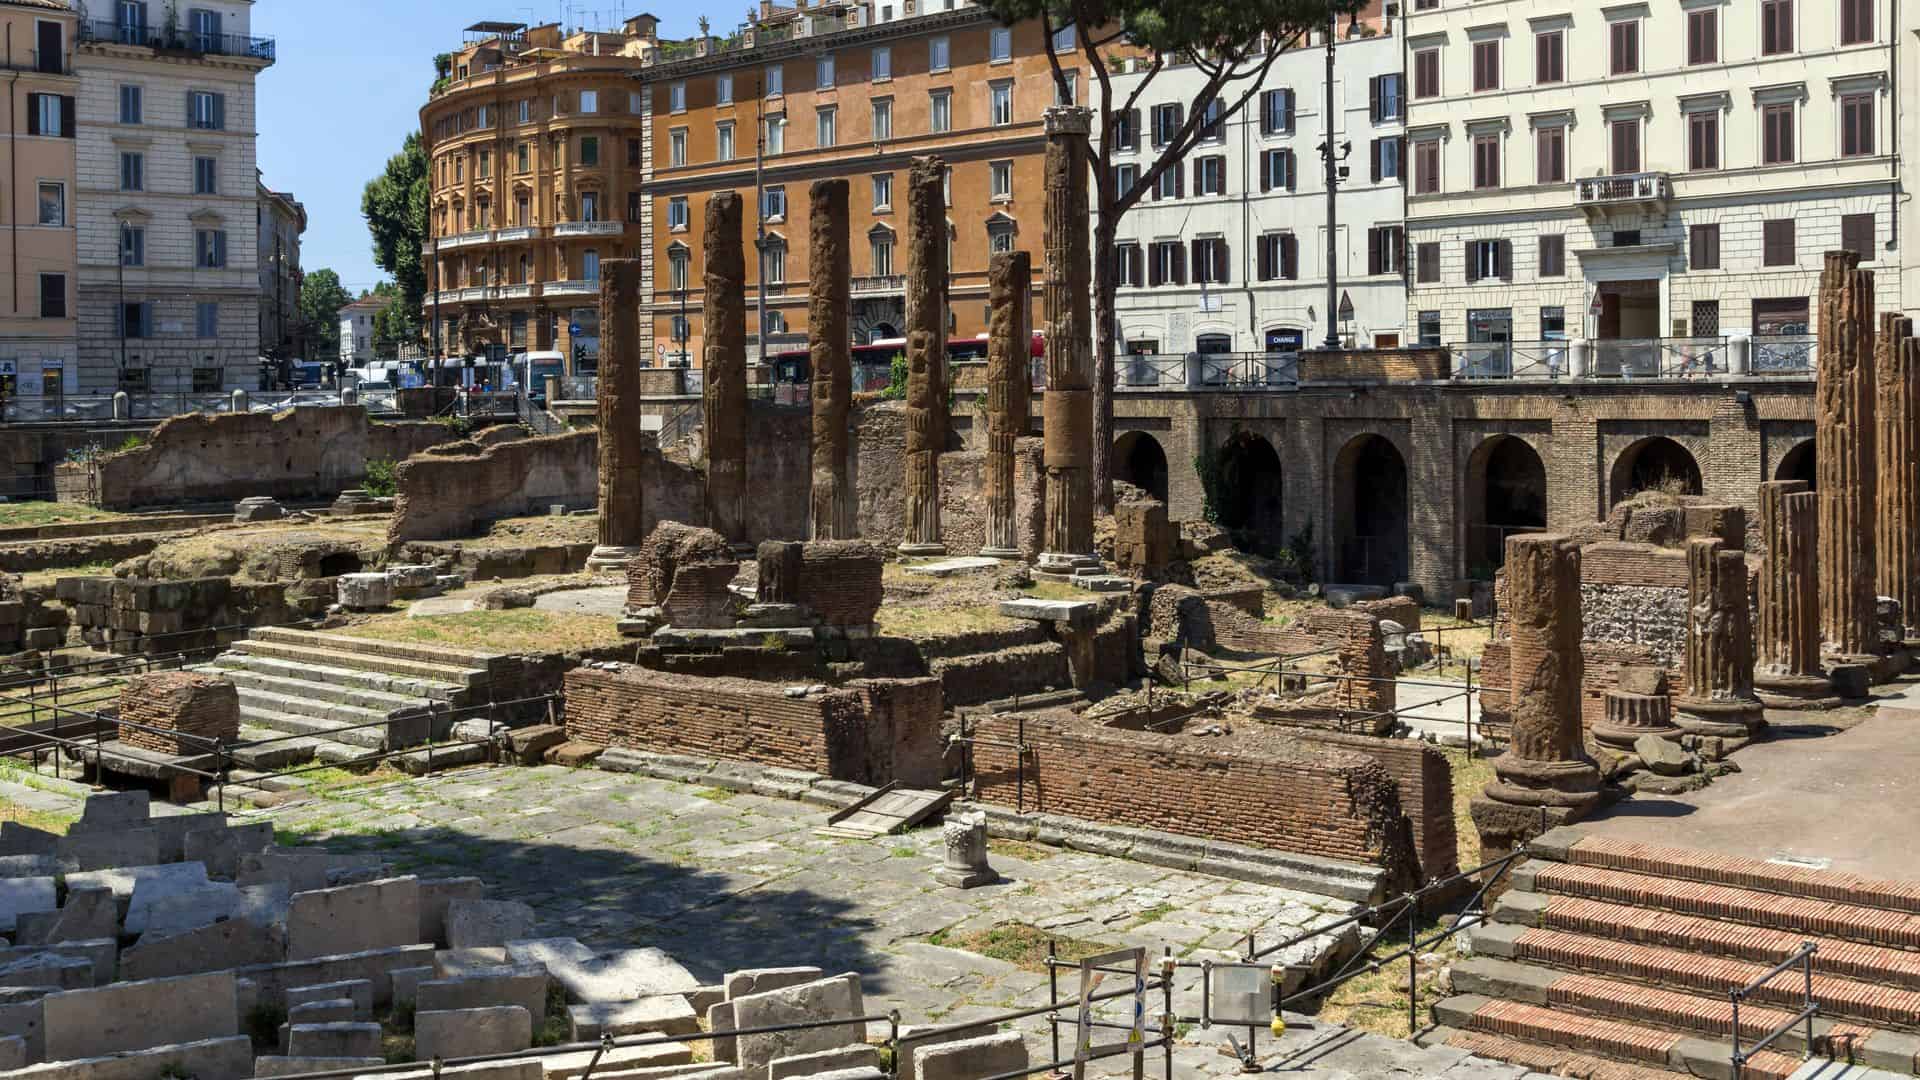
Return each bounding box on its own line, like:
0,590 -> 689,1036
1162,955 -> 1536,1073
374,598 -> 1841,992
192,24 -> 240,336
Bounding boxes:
1593,336 -> 1728,379
78,18 -> 276,60
1729,941 -> 1818,1078
1575,171 -> 1669,206
1,391 -> 364,424
1116,352 -> 1300,391
1752,334 -> 1818,375
1452,340 -> 1570,381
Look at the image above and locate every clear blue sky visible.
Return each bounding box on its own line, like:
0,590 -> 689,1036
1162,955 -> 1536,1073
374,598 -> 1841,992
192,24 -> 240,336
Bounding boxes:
255,1 -> 702,297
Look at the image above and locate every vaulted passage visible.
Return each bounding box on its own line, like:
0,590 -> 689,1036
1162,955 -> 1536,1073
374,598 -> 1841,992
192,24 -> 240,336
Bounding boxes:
1333,433 -> 1409,587
1610,437 -> 1703,506
1113,431 -> 1169,503
1776,440 -> 1815,489
1212,431 -> 1285,554
1466,435 -> 1548,576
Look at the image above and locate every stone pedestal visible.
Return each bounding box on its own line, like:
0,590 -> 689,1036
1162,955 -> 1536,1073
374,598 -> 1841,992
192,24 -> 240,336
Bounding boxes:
1674,539 -> 1765,738
808,180 -> 855,541
1037,107 -> 1100,573
1590,669 -> 1680,749
1471,535 -> 1601,870
337,573 -> 394,611
591,259 -> 647,570
234,497 -> 286,523
1817,250 -> 1880,662
1755,480 -> 1836,708
899,157 -> 948,557
932,812 -> 996,889
703,193 -> 749,545
982,251 -> 1032,559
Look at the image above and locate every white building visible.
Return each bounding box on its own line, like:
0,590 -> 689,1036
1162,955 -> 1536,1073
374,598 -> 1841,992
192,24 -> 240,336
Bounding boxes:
338,296 -> 383,368
73,0 -> 275,394
1095,25 -> 1408,362
1402,0 -> 1898,375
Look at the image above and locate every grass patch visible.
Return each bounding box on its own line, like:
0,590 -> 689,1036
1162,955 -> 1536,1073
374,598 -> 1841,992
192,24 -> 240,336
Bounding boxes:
931,922 -> 1108,973
340,609 -> 629,654
987,837 -> 1057,862
1130,903 -> 1177,928
1445,746 -> 1495,870
875,604 -> 1021,639
1317,911 -> 1462,1040
690,787 -> 735,802
0,502 -> 130,530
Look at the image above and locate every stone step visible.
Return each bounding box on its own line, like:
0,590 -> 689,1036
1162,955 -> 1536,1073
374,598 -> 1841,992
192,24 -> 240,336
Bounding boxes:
224,767 -> 314,793
1435,994 -> 1803,1080
1543,832 -> 1920,916
203,652 -> 468,703
247,626 -> 503,673
228,639 -> 486,688
1525,859 -> 1920,953
1472,921 -> 1920,1033
391,741 -> 488,776
1435,1025 -> 1697,1080
207,676 -> 429,732
223,726 -> 322,770
1494,891 -> 1920,992
237,706 -> 399,752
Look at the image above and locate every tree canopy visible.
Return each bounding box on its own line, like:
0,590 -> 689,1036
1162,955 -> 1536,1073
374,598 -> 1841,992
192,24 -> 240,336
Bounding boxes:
361,133 -> 430,323
299,268 -> 352,360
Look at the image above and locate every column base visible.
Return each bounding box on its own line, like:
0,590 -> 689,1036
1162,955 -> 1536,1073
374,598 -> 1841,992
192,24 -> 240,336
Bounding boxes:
898,542 -> 949,558
586,545 -> 644,571
1485,753 -> 1604,814
979,546 -> 1024,560
931,866 -> 999,890
1590,723 -> 1683,750
1753,671 -> 1841,711
1672,696 -> 1765,738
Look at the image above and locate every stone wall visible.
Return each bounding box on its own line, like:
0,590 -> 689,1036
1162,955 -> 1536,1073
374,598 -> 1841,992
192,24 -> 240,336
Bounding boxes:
56,576 -> 290,654
562,665 -> 944,788
387,431 -> 598,542
63,407 -> 450,510
1293,730 -> 1457,880
854,403 -> 1045,557
1299,347 -> 1451,383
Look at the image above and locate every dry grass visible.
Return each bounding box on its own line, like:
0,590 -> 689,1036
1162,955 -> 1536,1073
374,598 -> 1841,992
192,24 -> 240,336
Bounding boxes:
929,922 -> 1109,973
464,514 -> 598,548
339,609 -> 630,654
1316,911 -> 1462,1039
0,675 -> 125,728
0,503 -> 131,530
1445,746 -> 1495,870
876,603 -> 1020,639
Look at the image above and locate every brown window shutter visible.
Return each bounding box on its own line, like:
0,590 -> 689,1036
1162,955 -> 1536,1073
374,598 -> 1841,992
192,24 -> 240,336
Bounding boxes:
1127,108 -> 1140,150
1148,247 -> 1162,287
1215,240 -> 1229,284
1283,90 -> 1294,133
1191,240 -> 1204,283
1369,76 -> 1382,123
1257,237 -> 1270,281
1260,153 -> 1271,193
1282,235 -> 1297,280
1465,242 -> 1479,283
1497,240 -> 1512,280
1370,140 -> 1381,184
1367,229 -> 1381,275
1175,164 -> 1184,198
1286,150 -> 1296,191
1173,244 -> 1186,285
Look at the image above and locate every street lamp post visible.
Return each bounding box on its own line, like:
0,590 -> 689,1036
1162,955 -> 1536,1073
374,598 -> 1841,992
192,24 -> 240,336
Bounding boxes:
1318,13 -> 1351,351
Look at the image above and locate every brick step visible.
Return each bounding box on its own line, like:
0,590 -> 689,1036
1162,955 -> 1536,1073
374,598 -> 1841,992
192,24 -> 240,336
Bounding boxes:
1545,832 -> 1920,916
1472,922 -> 1920,1032
1523,859 -> 1920,953
1434,994 -> 1803,1080
1435,1026 -> 1696,1080
1495,892 -> 1920,992
229,639 -> 486,687
247,626 -> 504,672
204,652 -> 469,703
237,706 -> 410,752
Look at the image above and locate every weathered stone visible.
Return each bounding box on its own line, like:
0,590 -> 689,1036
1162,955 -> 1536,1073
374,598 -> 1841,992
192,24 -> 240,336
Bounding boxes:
390,965 -> 434,1007
253,1057 -> 386,1078
287,997 -> 358,1025
900,155 -> 949,556
57,826 -> 159,872
235,496 -> 287,522
445,898 -> 537,949
434,948 -> 509,978
1038,107 -> 1098,571
418,876 -> 486,946
120,918 -> 283,981
0,952 -> 90,991
703,192 -> 748,544
1634,733 -> 1692,776
0,987 -> 48,1063
414,1005 -> 532,1058
724,966 -> 825,1001
731,972 -> 865,1072
182,821 -> 274,880
13,1035 -> 254,1080
505,938 -> 699,1002
0,855 -> 58,880
336,573 -> 394,611
35,886 -> 115,946
1755,481 -> 1833,706
78,790 -> 148,825
0,877 -> 55,933
286,1020 -> 381,1058
1674,540 -> 1764,737
932,812 -> 996,889
913,1030 -> 1028,1080
80,863 -> 210,933
285,979 -> 372,1017
128,881 -> 239,937
285,876 -> 421,961
41,970 -> 236,1060
772,1043 -> 884,1079
1818,249 -> 1880,659
591,258 -> 647,571
809,179 -> 855,541
567,995 -> 700,1040
1877,314 -> 1920,638
1590,683 -> 1679,750
237,848 -> 385,893
416,965 -> 548,1028
983,250 -> 1033,557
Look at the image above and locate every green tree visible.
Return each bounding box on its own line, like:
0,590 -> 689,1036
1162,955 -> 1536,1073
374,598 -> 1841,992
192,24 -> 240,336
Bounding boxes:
361,133 -> 429,328
976,0 -> 1364,511
299,268 -> 352,362
368,282 -> 419,360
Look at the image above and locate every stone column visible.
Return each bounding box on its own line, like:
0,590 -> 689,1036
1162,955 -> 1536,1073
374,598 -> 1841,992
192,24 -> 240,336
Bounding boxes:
588,259 -> 646,570
1755,480 -> 1833,707
899,156 -> 949,556
1470,534 -> 1601,868
808,179 -> 855,540
1673,538 -> 1764,738
1038,106 -> 1100,575
702,193 -> 748,545
1590,668 -> 1680,749
1875,314 -> 1919,639
982,250 -> 1032,558
1817,250 -> 1879,660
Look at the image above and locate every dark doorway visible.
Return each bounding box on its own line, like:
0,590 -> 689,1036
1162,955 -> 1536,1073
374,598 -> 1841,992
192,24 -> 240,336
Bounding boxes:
1214,432 -> 1284,552
1114,431 -> 1170,503
1334,434 -> 1410,587
1776,440 -> 1815,489
1610,436 -> 1703,504
1467,435 -> 1547,576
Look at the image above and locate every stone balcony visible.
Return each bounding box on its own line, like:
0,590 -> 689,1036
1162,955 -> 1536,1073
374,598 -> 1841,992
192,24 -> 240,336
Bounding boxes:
1574,172 -> 1670,219
851,274 -> 905,296
553,221 -> 625,238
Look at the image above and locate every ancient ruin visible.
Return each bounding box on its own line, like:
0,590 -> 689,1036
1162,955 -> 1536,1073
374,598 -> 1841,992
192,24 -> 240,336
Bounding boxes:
703,192 -> 749,546
588,258 -> 646,570
1672,538 -> 1764,740
1817,249 -> 1879,660
899,156 -> 948,557
807,179 -> 855,541
1754,479 -> 1833,706
1037,107 -> 1099,576
1876,312 -> 1919,640
981,250 -> 1032,559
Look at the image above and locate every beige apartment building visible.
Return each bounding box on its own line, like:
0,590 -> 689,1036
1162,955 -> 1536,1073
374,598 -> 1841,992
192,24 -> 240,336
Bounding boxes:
0,0 -> 78,401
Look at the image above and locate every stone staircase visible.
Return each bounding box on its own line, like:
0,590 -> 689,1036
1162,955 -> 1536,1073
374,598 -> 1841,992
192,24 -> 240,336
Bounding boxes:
1426,828 -> 1920,1079
193,626 -> 515,771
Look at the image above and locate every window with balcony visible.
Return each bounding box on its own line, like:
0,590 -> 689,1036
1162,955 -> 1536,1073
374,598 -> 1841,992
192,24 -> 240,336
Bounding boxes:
817,106 -> 837,147
580,192 -> 599,223
670,129 -> 687,167
929,35 -> 950,72
1761,0 -> 1793,55
717,74 -> 734,104
1762,102 -> 1794,164
1539,234 -> 1565,277
1195,155 -> 1227,196
930,90 -> 951,133
872,46 -> 891,80
1367,226 -> 1404,276
717,122 -> 735,161
763,185 -> 787,221
1414,138 -> 1440,194
990,27 -> 1011,62
990,160 -> 1013,200
766,64 -> 784,96
1687,8 -> 1718,64
580,90 -> 599,113
120,152 -> 143,192
991,82 -> 1012,126
1689,224 -> 1721,269
1843,213 -> 1875,261
1535,125 -> 1565,183
1608,19 -> 1639,75
1256,233 -> 1297,281
1840,0 -> 1872,43
1260,89 -> 1293,135
119,85 -> 142,124
1688,110 -> 1719,170
194,156 -> 217,194
873,173 -> 892,210
668,196 -> 688,230
872,99 -> 893,140
1534,30 -> 1563,84
1471,133 -> 1499,189
1149,240 -> 1185,286
1471,40 -> 1499,92
1763,218 -> 1795,265
1416,243 -> 1440,283
1841,94 -> 1874,157
1609,117 -> 1641,173
1414,49 -> 1439,99
37,182 -> 62,227
120,224 -> 144,266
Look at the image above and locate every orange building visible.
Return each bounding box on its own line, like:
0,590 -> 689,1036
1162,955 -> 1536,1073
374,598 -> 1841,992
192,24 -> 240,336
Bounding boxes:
0,0 -> 78,397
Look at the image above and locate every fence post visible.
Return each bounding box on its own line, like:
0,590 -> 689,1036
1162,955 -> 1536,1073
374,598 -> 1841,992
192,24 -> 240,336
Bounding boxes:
1802,942 -> 1816,1057
886,1010 -> 901,1079
1048,940 -> 1060,1065
1408,891 -> 1421,1036
215,744 -> 225,814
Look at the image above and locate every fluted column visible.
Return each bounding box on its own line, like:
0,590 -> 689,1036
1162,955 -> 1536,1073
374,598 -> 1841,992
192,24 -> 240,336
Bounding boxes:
702,193 -> 748,544
807,179 -> 854,540
899,156 -> 949,556
1817,250 -> 1879,659
588,258 -> 645,570
1755,480 -> 1833,707
1876,314 -> 1919,639
982,250 -> 1032,558
1038,106 -> 1099,574
1673,538 -> 1764,737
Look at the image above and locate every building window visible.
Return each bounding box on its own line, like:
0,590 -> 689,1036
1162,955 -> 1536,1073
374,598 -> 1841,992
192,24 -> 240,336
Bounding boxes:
669,196 -> 688,230
193,156 -> 216,194
991,82 -> 1012,126
119,84 -> 141,124
670,128 -> 687,166
1256,233 -> 1297,281
519,99 -> 532,124
990,160 -> 1012,199
990,26 -> 1011,62
1690,223 -> 1721,269
717,73 -> 734,104
1112,243 -> 1141,287
872,99 -> 893,141
1113,108 -> 1138,149
196,301 -> 219,339
817,106 -> 836,147
1149,240 -> 1185,286
1113,162 -> 1138,194
929,35 -> 950,72
583,249 -> 599,281
1761,0 -> 1793,55
817,52 -> 835,89
871,230 -> 895,275
1413,49 -> 1439,99
1762,102 -> 1794,164
1542,306 -> 1568,339
717,122 -> 735,161
1418,311 -> 1442,347
1840,94 -> 1874,157
1466,239 -> 1509,282
1369,74 -> 1403,121
1260,149 -> 1293,191
119,301 -> 150,337
1199,98 -> 1225,142
188,90 -> 222,129
872,46 -> 891,80
1154,165 -> 1181,200
1535,30 -> 1563,84
765,116 -> 785,154
763,185 -> 787,221
1763,218 -> 1795,265
989,222 -> 1015,254
1261,89 -> 1293,135
669,248 -> 689,291
766,64 -> 783,96
1414,139 -> 1440,195
579,192 -> 600,222
1367,226 -> 1404,276
580,136 -> 600,167
761,239 -> 786,285
1152,103 -> 1182,147
1471,40 -> 1499,93
1195,155 -> 1226,196
29,92 -> 68,137
37,182 -> 63,226
1191,237 -> 1227,285
873,173 -> 892,210
627,192 -> 641,222
35,272 -> 63,319
1057,71 -> 1078,106
1416,243 -> 1440,284
1840,0 -> 1873,44
1536,126 -> 1565,184
1539,234 -> 1565,277
120,152 -> 143,191
1688,110 -> 1719,170
1842,213 -> 1875,261
1371,137 -> 1402,182
579,90 -> 598,113
1610,117 -> 1641,173
627,138 -> 640,167
930,90 -> 951,133
477,149 -> 491,178
1471,133 -> 1499,189
1051,23 -> 1076,51
1608,19 -> 1640,75
1688,301 -> 1719,337
1687,8 -> 1718,64
517,143 -> 530,172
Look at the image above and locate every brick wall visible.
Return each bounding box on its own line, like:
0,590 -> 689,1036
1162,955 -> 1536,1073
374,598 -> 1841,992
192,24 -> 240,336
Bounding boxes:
1300,348 -> 1451,383
1294,730 -> 1457,880
796,542 -> 884,627
562,665 -> 943,787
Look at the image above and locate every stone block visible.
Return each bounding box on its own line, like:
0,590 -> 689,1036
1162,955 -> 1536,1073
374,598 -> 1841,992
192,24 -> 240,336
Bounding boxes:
253,1057 -> 386,1078
128,882 -> 240,937
708,998 -> 738,1063
14,938 -> 116,988
237,848 -> 386,893
771,1044 -> 884,1078
338,573 -> 394,610
0,822 -> 58,857
39,886 -> 116,945
0,987 -> 47,1063
507,724 -> 568,764
0,952 -> 91,991
68,861 -> 209,911
445,898 -> 537,949
56,827 -> 159,872
183,822 -> 274,880
506,937 -> 699,1002
78,790 -> 149,826
912,1031 -> 1027,1080
723,965 -> 824,1001
234,943 -> 433,1011
11,1035 -> 253,1080
567,995 -> 700,1040
286,876 -> 421,960
413,1005 -> 533,1059
235,882 -> 291,930
418,876 -> 486,946
286,1020 -> 382,1058
287,998 -> 358,1025
285,979 -> 373,1017
0,1033 -> 21,1069
0,877 -> 55,933
416,966 -> 548,1028
896,1024 -> 976,1080
0,854 -> 59,879
41,969 -> 237,1060
391,965 -> 434,1007
379,1063 -> 543,1080
120,919 -> 283,981
731,973 -> 865,1072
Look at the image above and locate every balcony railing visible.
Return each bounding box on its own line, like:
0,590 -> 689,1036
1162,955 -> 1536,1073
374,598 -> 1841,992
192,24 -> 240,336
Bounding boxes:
852,274 -> 905,295
1115,352 -> 1300,392
1575,172 -> 1670,212
553,220 -> 624,238
1448,336 -> 1815,381
495,226 -> 540,243
439,230 -> 494,250
1751,334 -> 1817,376
78,19 -> 275,61
544,280 -> 596,296
497,284 -> 535,299
1452,340 -> 1572,380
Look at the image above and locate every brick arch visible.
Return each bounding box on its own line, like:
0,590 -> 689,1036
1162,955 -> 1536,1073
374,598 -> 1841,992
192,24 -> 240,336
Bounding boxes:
1775,438 -> 1815,489
1463,434 -> 1548,576
1210,429 -> 1285,553
1113,431 -> 1169,502
1332,431 -> 1410,587
1608,436 -> 1704,506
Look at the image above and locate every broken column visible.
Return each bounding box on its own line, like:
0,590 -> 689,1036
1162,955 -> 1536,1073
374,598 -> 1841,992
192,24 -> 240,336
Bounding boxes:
1470,534 -> 1601,867
1755,480 -> 1834,707
1037,106 -> 1100,576
982,250 -> 1032,559
808,179 -> 855,541
1589,667 -> 1680,750
932,811 -> 996,889
899,155 -> 949,557
1876,313 -> 1919,640
1673,538 -> 1765,741
703,192 -> 749,546
589,258 -> 646,570
1817,249 -> 1879,661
